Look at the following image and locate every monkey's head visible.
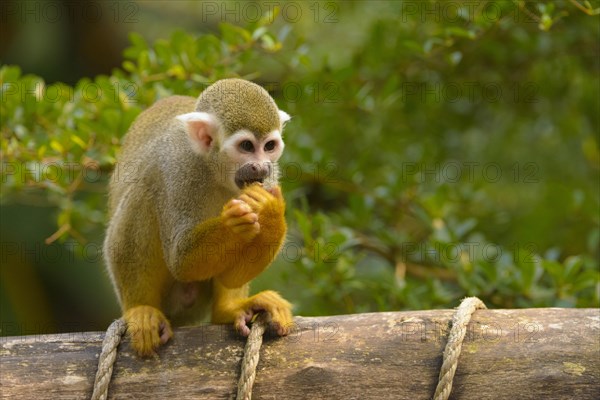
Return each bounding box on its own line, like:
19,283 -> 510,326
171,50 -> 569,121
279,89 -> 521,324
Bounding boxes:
176,79 -> 290,193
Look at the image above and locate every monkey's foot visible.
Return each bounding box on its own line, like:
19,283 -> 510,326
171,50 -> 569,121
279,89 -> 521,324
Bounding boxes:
222,198 -> 260,241
123,305 -> 173,357
234,290 -> 293,337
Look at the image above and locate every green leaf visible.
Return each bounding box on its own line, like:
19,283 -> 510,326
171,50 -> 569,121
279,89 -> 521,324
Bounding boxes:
167,65 -> 186,79
220,23 -> 252,45
260,32 -> 281,52
70,134 -> 87,149
423,38 -> 444,53
50,140 -> 64,154
445,27 -> 476,39
542,260 -> 564,281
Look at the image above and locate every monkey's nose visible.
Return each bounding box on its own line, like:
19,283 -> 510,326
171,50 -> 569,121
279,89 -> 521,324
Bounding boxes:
235,162 -> 271,189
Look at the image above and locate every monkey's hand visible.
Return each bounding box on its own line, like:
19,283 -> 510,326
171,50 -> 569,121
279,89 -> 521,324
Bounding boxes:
238,184 -> 282,214
217,184 -> 287,289
222,197 -> 260,242
213,289 -> 293,337
222,184 -> 284,241
123,305 -> 173,357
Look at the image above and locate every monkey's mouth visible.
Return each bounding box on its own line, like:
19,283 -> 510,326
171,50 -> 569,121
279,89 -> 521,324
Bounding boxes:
235,162 -> 271,189
235,178 -> 264,189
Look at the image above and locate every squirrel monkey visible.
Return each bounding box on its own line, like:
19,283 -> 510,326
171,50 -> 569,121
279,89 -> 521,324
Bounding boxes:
104,79 -> 293,357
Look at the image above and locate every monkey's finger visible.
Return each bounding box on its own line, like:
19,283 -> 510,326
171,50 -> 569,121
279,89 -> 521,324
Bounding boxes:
243,186 -> 272,203
230,221 -> 259,232
223,199 -> 244,211
238,192 -> 271,211
225,213 -> 258,227
267,186 -> 282,199
237,194 -> 261,209
222,202 -> 253,219
230,222 -> 260,240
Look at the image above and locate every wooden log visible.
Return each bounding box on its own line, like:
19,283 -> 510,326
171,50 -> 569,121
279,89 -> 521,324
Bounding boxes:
0,309 -> 598,399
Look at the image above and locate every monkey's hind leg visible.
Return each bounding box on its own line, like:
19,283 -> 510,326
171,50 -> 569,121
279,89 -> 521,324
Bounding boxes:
123,305 -> 173,357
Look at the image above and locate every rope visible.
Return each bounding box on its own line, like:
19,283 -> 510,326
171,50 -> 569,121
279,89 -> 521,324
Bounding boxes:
90,316 -> 267,400
236,315 -> 268,400
91,318 -> 127,400
433,297 -> 487,400
90,302 -> 482,400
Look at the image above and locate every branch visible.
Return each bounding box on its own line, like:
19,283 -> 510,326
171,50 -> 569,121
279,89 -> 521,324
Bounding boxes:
569,0 -> 600,15
1,310 -> 598,399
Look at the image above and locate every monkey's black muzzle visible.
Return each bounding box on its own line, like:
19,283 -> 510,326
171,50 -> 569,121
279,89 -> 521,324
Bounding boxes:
235,162 -> 272,189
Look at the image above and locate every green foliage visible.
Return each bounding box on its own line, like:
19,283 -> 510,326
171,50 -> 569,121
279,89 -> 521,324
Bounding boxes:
1,16 -> 284,240
2,1 -> 598,320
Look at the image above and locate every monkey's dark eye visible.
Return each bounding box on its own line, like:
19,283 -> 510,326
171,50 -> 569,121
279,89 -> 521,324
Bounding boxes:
239,140 -> 254,152
264,141 -> 276,152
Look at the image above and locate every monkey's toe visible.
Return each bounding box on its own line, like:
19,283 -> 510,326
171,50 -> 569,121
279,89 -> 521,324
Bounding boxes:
267,307 -> 293,336
243,291 -> 293,336
234,310 -> 254,337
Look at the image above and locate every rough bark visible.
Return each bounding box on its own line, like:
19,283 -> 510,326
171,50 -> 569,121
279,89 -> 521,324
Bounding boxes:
0,309 -> 598,399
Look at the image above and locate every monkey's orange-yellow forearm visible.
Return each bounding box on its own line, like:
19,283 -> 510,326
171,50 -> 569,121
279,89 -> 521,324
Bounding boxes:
217,194 -> 286,288
172,189 -> 286,285
166,218 -> 231,281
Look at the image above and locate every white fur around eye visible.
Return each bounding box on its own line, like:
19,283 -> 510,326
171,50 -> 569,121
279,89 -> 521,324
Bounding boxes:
222,130 -> 256,160
222,131 -> 255,150
262,131 -> 284,159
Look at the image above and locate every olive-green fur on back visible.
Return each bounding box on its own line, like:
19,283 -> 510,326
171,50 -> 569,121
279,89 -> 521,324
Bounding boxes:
195,79 -> 280,136
121,95 -> 196,150
108,96 -> 197,216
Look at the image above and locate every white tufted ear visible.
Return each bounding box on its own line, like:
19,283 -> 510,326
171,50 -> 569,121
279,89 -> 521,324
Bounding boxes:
176,112 -> 219,154
278,110 -> 291,126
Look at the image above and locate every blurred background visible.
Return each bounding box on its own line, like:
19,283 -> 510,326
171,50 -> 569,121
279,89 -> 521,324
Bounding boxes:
1,0 -> 598,336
